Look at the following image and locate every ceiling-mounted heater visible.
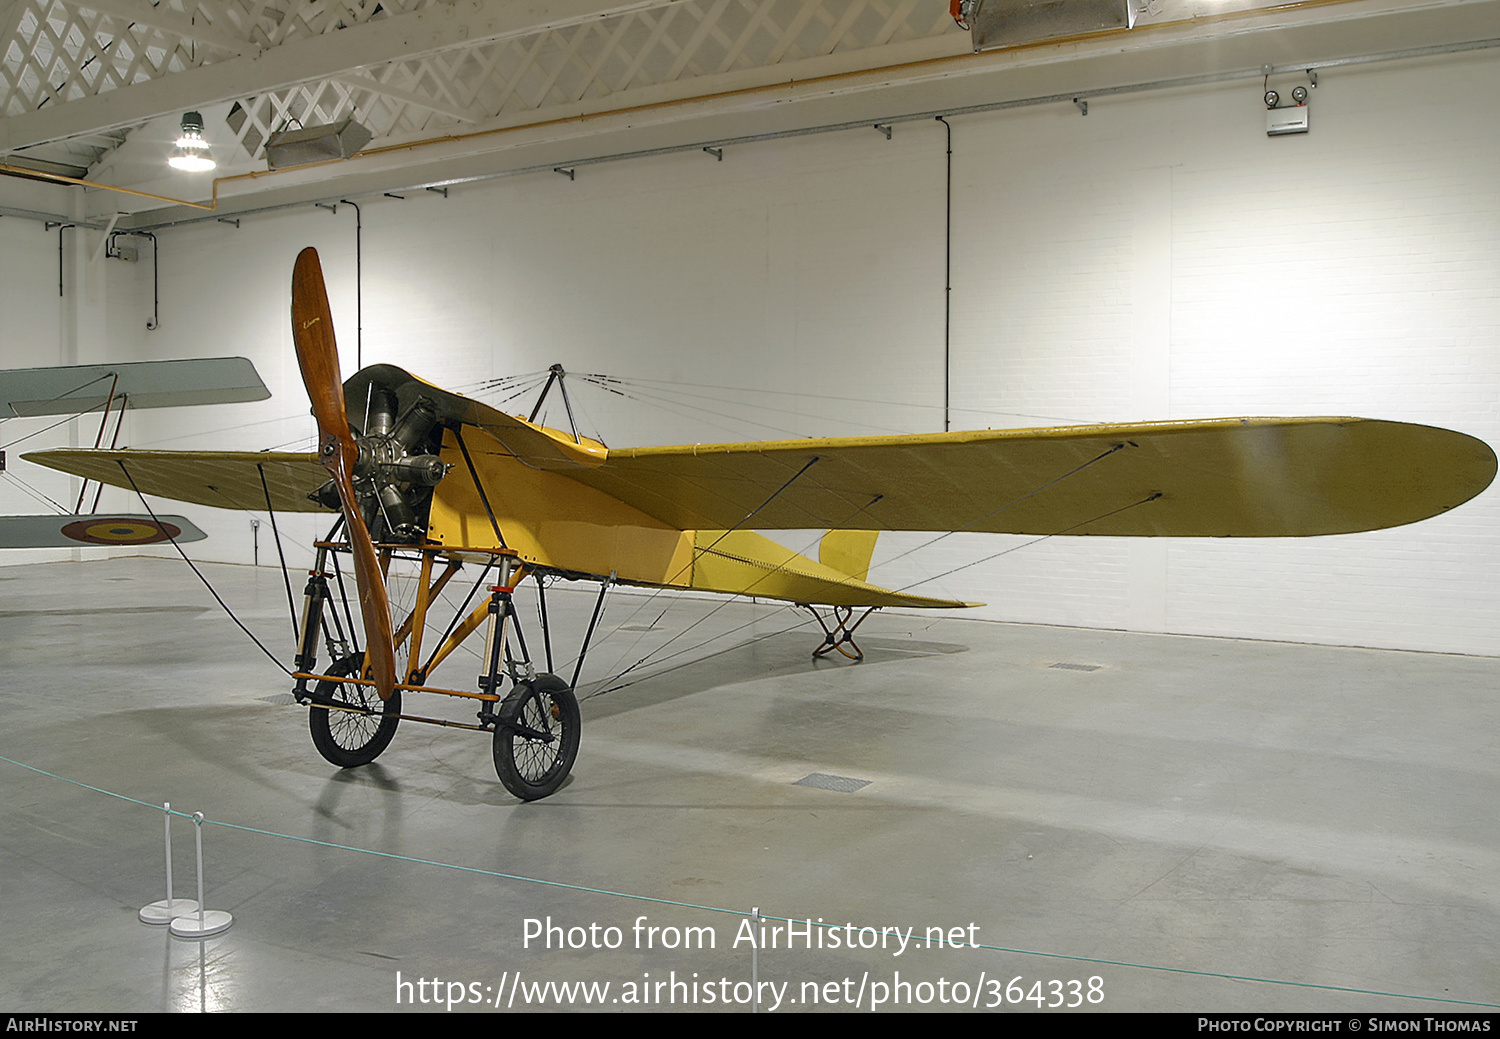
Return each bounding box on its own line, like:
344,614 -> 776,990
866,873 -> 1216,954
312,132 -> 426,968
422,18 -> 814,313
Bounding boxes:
264,118 -> 374,170
963,0 -> 1136,51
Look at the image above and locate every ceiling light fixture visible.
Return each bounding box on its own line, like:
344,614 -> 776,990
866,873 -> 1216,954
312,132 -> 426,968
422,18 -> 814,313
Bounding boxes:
168,111 -> 216,172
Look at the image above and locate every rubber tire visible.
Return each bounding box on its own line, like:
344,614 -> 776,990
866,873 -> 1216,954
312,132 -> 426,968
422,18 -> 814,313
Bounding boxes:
309,653 -> 402,767
493,675 -> 579,801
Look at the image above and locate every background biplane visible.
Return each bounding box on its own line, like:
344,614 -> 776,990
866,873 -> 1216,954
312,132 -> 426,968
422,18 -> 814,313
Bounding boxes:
0,356 -> 267,550
25,248 -> 1498,800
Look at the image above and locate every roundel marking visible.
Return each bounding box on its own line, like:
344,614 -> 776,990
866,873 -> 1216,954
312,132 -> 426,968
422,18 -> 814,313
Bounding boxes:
61,517 -> 182,545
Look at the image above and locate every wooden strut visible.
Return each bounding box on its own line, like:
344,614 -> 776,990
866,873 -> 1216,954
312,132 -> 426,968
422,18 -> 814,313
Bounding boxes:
75,374 -> 124,513
801,604 -> 879,662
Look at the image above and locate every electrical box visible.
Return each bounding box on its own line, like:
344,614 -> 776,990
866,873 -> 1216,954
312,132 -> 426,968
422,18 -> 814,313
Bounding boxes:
1267,106 -> 1310,136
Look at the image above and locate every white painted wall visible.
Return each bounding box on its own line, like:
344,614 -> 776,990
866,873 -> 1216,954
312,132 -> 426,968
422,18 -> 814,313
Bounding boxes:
2,48 -> 1495,654
0,204 -> 140,565
926,52 -> 1499,655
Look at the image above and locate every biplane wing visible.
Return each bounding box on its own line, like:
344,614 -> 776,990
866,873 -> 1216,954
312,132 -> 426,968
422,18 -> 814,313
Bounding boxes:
0,513 -> 206,548
1,358 -> 273,549
0,357 -> 268,417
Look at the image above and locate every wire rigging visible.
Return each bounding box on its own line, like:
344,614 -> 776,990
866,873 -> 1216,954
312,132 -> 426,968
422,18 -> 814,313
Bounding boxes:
873,442 -> 1132,575
1,471 -> 70,514
257,462 -> 301,642
117,460 -> 294,677
577,372 -> 1092,428
0,410 -> 98,452
895,493 -> 1164,594
574,375 -> 848,441
585,483 -> 898,696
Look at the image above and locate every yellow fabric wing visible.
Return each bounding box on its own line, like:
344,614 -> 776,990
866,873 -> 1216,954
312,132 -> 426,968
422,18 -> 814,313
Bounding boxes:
564,418 -> 1495,538
23,449 -> 330,513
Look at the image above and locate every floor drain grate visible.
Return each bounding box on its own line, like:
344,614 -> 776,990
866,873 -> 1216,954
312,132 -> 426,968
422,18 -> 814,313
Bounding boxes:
794,773 -> 870,793
1048,662 -> 1103,672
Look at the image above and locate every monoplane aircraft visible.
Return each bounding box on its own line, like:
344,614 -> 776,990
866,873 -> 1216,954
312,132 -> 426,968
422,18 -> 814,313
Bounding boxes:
27,248 -> 1497,800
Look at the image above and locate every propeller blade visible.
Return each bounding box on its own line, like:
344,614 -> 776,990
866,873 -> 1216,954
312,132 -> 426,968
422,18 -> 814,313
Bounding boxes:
291,247 -> 397,701
291,249 -> 353,453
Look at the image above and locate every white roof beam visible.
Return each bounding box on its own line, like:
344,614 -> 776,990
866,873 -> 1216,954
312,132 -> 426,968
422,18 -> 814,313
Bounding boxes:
56,0 -> 261,57
0,0 -> 675,153
333,73 -> 479,123
0,2 -> 30,55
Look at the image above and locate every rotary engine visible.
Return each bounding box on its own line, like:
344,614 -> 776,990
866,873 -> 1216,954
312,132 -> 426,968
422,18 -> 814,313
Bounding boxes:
312,384 -> 448,543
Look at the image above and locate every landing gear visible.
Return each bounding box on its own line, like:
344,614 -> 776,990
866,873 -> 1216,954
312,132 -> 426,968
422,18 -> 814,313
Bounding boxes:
802,604 -> 878,661
493,675 -> 580,801
293,544 -> 605,801
308,653 -> 403,767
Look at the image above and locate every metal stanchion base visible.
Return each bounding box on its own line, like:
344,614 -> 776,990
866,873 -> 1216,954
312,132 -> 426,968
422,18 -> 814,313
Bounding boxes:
138,898 -> 200,925
169,910 -> 233,939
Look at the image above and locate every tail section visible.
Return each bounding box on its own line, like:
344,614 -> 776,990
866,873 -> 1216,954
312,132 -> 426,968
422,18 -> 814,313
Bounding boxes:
689,528 -> 974,609
818,529 -> 879,583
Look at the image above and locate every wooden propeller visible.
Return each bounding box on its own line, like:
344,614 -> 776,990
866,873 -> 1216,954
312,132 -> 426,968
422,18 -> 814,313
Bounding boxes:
291,247 -> 397,701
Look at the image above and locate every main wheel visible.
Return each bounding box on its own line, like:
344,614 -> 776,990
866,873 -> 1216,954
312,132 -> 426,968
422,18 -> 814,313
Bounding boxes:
309,653 -> 402,767
493,675 -> 579,800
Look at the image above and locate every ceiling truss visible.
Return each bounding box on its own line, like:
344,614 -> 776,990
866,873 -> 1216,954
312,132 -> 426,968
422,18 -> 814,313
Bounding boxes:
1,0 -> 1498,219
0,0 -> 960,168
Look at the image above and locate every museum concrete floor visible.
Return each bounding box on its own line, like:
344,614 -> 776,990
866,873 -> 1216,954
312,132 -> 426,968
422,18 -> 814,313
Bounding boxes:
2,555 -> 1496,1013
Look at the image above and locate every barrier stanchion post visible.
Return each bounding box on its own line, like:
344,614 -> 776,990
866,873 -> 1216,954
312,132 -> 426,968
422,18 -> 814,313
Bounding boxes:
168,812 -> 233,939
138,802 -> 198,924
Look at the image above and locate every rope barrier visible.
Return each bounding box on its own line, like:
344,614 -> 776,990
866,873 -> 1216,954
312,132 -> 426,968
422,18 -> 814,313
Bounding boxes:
1,752 -> 1492,1009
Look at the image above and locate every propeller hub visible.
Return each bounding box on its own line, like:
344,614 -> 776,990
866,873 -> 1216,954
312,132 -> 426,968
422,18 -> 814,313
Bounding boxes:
311,389 -> 448,544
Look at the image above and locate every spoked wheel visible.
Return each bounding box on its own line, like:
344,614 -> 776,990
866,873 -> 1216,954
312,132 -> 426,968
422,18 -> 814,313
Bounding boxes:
493,675 -> 579,800
309,653 -> 402,767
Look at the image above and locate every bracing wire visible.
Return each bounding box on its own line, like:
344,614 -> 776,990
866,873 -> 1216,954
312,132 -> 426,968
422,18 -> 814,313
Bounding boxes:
257,463 -> 300,642
117,460 -> 294,677
578,372 -> 1093,428
0,410 -> 101,452
1,472 -> 71,514
573,375 -> 829,441
872,443 -> 1132,574
583,486 -> 905,697
0,373 -> 118,453
893,493 -> 1164,595
584,605 -> 818,700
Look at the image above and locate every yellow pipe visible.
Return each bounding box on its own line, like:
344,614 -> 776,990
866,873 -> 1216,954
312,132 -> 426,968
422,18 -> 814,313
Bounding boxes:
0,162 -> 218,209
